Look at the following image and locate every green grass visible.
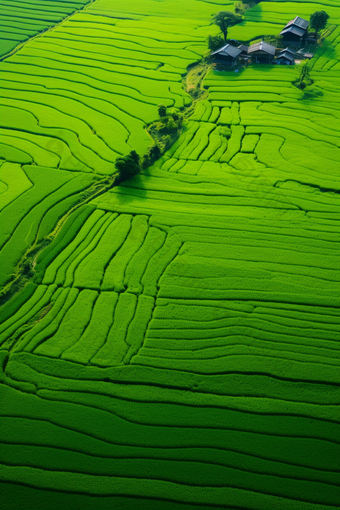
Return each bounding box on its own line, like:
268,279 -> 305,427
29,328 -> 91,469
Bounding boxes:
0,166 -> 97,289
0,162 -> 33,210
0,0 -> 93,58
1,0 -> 340,508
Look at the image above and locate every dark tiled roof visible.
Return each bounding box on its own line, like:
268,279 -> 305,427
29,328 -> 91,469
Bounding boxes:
280,47 -> 296,55
293,16 -> 309,30
248,41 -> 276,55
280,26 -> 306,37
238,44 -> 249,53
277,52 -> 295,62
284,16 -> 308,31
211,44 -> 242,58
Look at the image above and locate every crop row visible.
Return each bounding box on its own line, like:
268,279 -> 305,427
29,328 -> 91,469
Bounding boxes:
0,279 -> 155,365
0,162 -> 33,210
0,164 -> 98,289
92,165 -> 340,221
0,4 -> 201,169
0,102 -> 94,172
244,2 -> 340,26
0,0 -> 92,57
39,208 -> 179,296
1,350 -> 340,508
1,0 -> 340,508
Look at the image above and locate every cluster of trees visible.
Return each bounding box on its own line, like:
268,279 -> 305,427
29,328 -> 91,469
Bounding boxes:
114,150 -> 141,182
114,143 -> 166,182
155,104 -> 184,135
115,105 -> 185,183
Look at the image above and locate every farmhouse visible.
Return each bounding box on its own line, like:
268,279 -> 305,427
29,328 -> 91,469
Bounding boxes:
238,44 -> 249,57
237,44 -> 250,65
211,44 -> 242,66
280,16 -> 309,43
276,48 -> 296,65
248,41 -> 276,64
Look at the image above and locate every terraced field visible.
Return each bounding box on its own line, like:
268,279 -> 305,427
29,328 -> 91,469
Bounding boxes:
0,0 -> 94,57
1,0 -> 340,509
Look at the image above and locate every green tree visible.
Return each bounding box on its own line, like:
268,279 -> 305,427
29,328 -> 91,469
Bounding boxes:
297,61 -> 311,89
212,11 -> 242,42
170,108 -> 184,125
157,104 -> 167,117
115,150 -> 141,182
310,10 -> 329,39
208,34 -> 225,52
142,144 -> 162,169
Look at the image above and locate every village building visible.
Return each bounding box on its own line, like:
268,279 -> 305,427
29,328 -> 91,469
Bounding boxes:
247,41 -> 276,64
276,48 -> 296,65
280,16 -> 309,44
296,48 -> 315,59
238,44 -> 250,65
238,44 -> 249,57
211,44 -> 242,67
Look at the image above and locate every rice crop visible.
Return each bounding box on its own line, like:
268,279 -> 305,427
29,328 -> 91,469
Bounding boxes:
1,0 -> 340,508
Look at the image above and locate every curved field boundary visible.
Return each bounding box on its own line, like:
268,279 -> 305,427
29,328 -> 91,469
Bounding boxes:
0,0 -> 94,58
1,0 -> 340,508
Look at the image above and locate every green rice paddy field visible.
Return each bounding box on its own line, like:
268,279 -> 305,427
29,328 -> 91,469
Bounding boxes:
1,0 -> 340,508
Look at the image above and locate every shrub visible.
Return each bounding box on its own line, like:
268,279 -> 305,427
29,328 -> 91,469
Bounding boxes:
235,2 -> 245,15
208,35 -> 225,52
142,144 -> 162,169
148,143 -> 162,160
295,61 -> 311,90
157,104 -> 167,117
167,117 -> 178,132
162,135 -> 173,150
264,34 -> 283,47
170,108 -> 183,123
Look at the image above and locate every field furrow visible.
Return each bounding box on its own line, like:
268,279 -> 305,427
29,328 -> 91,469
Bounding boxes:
1,0 -> 340,508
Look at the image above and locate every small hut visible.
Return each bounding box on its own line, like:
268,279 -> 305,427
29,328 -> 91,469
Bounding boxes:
211,44 -> 242,67
238,44 -> 250,65
280,16 -> 309,44
248,41 -> 276,64
276,48 -> 296,65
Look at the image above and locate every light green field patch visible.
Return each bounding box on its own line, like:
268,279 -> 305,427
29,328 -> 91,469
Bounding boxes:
245,2 -> 340,25
0,131 -> 60,168
0,163 -> 33,211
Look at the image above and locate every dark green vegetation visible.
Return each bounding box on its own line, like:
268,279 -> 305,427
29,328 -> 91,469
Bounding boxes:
310,10 -> 330,39
0,0 -> 340,509
295,60 -> 312,89
212,11 -> 243,42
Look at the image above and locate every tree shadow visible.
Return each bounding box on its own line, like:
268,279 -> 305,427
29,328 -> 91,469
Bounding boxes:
113,173 -> 148,208
300,88 -> 324,100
